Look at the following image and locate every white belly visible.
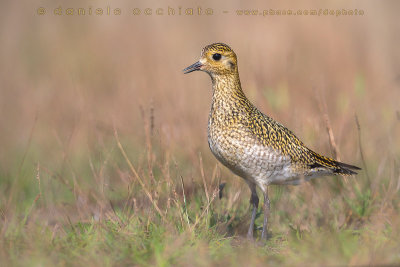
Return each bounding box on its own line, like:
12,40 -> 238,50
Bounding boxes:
208,131 -> 294,187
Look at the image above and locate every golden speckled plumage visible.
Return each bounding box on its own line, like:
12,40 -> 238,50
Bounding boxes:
184,42 -> 360,239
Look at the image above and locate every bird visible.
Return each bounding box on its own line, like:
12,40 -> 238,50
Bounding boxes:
183,43 -> 360,240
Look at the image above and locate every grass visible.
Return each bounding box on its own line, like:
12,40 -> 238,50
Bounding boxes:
1,0 -> 400,265
1,114 -> 399,266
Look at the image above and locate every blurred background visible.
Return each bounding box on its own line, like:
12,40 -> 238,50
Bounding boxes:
0,0 -> 399,264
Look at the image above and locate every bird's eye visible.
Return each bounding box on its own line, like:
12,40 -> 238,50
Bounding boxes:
212,53 -> 222,61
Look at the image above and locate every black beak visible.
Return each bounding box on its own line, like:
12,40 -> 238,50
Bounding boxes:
183,61 -> 203,74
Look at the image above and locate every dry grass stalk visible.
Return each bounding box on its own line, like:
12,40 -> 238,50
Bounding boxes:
114,127 -> 167,223
140,105 -> 157,186
199,153 -> 210,215
179,175 -> 190,227
191,187 -> 219,231
355,114 -> 370,185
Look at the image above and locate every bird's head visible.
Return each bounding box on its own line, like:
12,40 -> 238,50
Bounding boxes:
183,43 -> 238,77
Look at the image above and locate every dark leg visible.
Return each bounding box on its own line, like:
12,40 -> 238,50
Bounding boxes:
247,183 -> 258,240
261,186 -> 270,240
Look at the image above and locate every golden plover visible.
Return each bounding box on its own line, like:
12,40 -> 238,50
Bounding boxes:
183,43 -> 360,240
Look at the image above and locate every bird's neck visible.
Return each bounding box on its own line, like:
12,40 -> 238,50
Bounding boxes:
211,73 -> 247,105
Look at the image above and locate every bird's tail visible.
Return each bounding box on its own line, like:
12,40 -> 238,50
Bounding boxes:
309,151 -> 361,175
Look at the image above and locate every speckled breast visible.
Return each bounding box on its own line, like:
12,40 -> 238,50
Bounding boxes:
207,115 -> 293,185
